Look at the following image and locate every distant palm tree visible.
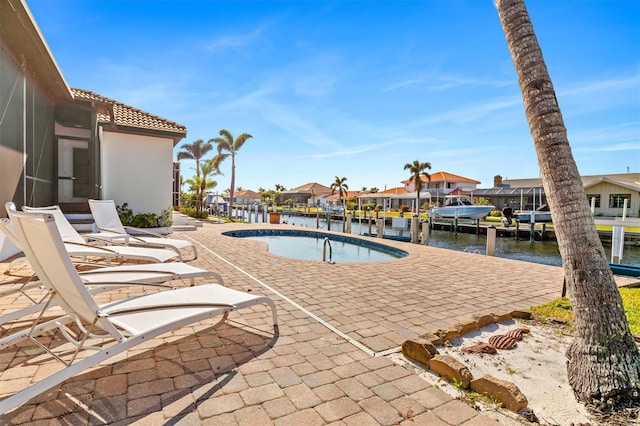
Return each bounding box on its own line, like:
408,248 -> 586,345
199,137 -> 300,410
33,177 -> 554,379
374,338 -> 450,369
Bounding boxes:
185,158 -> 219,213
330,176 -> 349,231
210,129 -> 253,218
176,139 -> 213,178
274,184 -> 286,205
404,160 -> 431,214
361,186 -> 368,192
369,187 -> 379,193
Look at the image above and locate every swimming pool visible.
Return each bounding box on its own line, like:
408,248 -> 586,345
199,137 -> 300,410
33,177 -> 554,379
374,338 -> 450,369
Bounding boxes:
223,229 -> 408,263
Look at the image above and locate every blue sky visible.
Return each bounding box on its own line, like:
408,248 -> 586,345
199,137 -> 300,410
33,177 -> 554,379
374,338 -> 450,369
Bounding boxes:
28,0 -> 639,193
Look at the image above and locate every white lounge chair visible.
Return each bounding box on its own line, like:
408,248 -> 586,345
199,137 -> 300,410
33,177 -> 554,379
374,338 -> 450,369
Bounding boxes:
89,199 -> 198,261
13,203 -> 180,264
0,210 -> 277,415
0,217 -> 222,340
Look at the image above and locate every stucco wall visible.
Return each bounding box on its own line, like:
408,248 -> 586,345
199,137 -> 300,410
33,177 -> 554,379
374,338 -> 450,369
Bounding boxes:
100,129 -> 173,215
587,181 -> 639,218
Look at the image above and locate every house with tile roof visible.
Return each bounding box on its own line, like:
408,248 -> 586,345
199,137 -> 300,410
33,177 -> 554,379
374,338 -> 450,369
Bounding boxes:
281,182 -> 333,206
0,0 -> 186,221
357,187 -> 409,211
399,171 -> 482,208
401,171 -> 481,193
324,191 -> 365,209
234,189 -> 261,205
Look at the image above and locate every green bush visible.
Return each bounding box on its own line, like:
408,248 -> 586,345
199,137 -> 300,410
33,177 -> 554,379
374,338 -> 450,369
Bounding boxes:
116,203 -> 173,228
179,206 -> 209,219
489,210 -> 503,217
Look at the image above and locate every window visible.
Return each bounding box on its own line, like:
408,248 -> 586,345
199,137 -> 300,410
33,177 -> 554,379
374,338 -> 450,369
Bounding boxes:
586,194 -> 600,208
609,194 -> 630,208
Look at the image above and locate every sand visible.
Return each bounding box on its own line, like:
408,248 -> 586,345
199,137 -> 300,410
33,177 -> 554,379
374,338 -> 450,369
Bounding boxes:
391,319 -> 595,425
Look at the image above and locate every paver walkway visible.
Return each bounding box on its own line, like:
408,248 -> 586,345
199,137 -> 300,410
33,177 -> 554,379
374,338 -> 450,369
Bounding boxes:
0,222 -> 636,425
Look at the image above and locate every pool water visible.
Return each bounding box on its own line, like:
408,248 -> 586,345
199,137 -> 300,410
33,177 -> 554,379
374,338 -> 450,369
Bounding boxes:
224,230 -> 407,263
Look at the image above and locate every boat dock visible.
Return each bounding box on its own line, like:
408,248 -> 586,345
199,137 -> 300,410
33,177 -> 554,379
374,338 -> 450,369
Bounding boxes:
234,206 -> 640,244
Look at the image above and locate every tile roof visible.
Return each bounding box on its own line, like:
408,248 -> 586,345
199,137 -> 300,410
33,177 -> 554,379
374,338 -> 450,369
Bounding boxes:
401,171 -> 481,185
359,187 -> 409,198
325,190 -> 365,200
235,189 -> 261,199
282,182 -> 333,194
71,88 -> 187,136
379,187 -> 409,195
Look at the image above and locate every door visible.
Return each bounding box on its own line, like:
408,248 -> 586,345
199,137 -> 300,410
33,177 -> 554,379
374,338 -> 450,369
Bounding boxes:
57,139 -> 90,203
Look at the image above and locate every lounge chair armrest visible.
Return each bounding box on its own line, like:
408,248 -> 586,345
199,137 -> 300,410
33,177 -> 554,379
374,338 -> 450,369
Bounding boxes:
123,226 -> 168,238
83,234 -> 129,246
82,281 -> 177,289
79,269 -> 176,277
63,241 -> 119,254
105,302 -> 235,316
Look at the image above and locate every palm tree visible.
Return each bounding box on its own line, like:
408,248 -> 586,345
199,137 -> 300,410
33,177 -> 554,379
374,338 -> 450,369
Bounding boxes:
210,129 -> 253,218
274,184 -> 286,205
330,176 -> 349,232
369,187 -> 379,193
497,0 -> 640,405
404,160 -> 431,215
185,158 -> 219,214
176,139 -> 213,178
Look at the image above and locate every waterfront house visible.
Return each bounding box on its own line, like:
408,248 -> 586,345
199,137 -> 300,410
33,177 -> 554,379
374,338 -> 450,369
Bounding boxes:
357,187 -> 409,211
324,191 -> 365,210
402,171 -> 481,193
473,173 -> 640,217
399,171 -> 482,208
582,176 -> 640,217
234,189 -> 261,205
281,182 -> 333,206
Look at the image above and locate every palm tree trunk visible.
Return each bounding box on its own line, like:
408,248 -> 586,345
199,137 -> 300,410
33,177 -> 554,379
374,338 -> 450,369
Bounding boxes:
228,154 -> 235,219
497,0 -> 640,404
341,196 -> 346,232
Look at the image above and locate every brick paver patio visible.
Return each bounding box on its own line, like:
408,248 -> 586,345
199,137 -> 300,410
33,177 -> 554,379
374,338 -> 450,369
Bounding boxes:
0,222 -> 636,425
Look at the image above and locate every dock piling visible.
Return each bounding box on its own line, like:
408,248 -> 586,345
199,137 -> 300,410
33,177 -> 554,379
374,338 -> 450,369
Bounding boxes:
411,215 -> 419,244
421,221 -> 430,245
486,226 -> 496,256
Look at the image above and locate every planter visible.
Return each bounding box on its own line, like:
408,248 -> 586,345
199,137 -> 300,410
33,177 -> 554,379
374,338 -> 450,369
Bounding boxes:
269,212 -> 281,224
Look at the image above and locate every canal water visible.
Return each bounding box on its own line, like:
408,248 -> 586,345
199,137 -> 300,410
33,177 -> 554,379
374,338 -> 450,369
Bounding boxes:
232,209 -> 640,267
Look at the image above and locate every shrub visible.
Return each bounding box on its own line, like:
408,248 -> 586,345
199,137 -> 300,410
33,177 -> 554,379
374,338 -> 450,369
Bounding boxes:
159,207 -> 173,227
362,204 -> 374,211
399,205 -> 410,213
474,197 -> 492,206
489,210 -> 503,217
179,206 -> 209,219
116,203 -> 173,228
